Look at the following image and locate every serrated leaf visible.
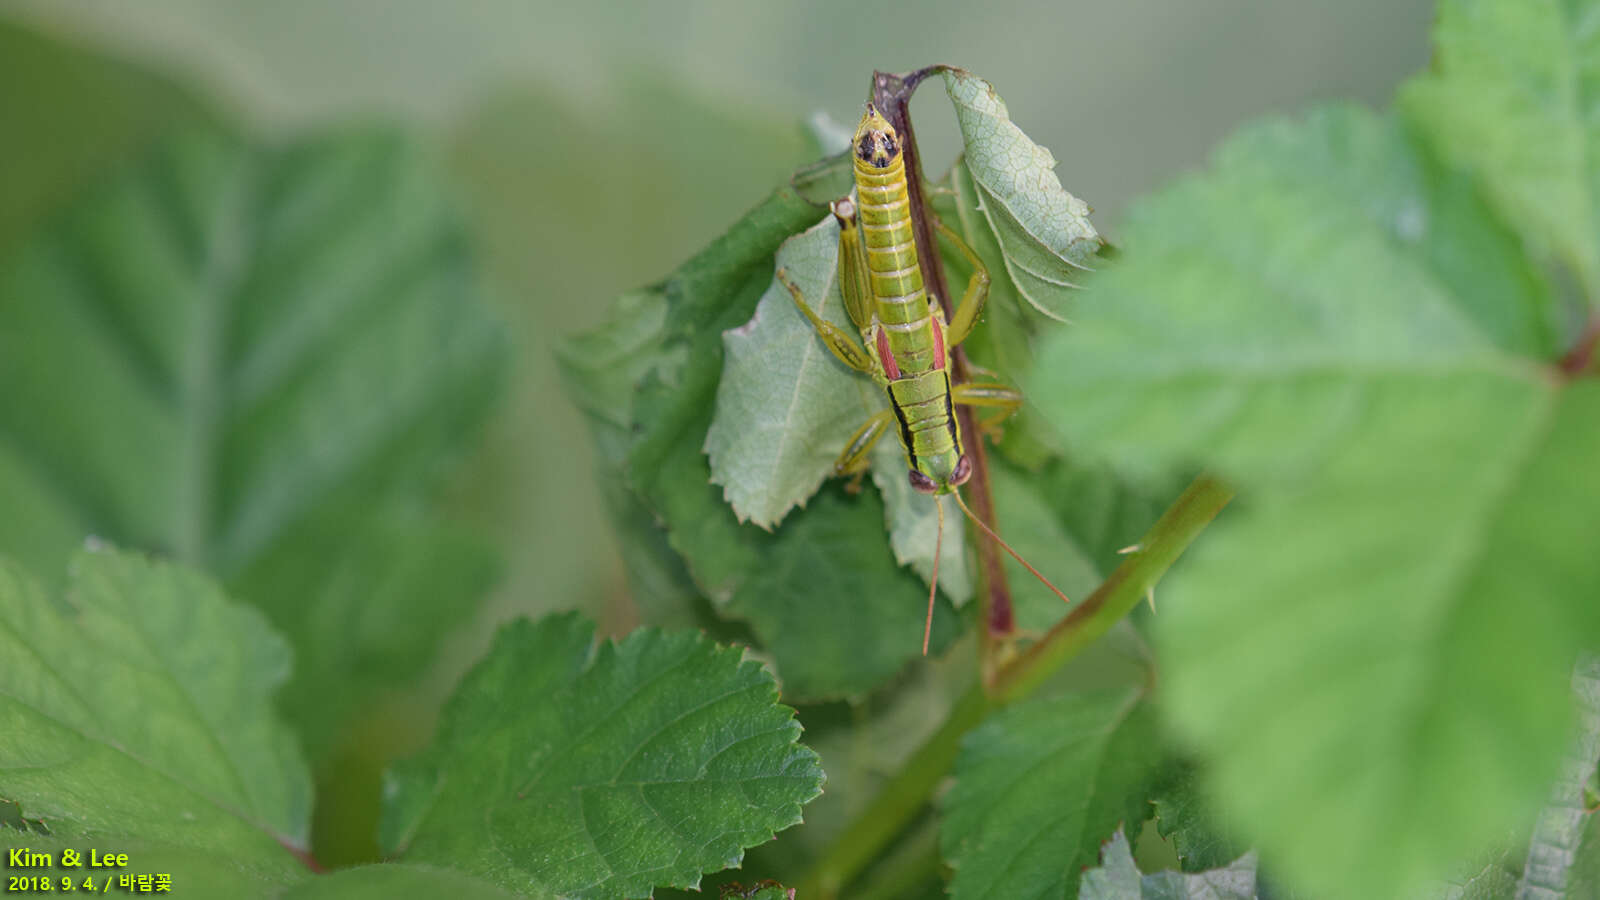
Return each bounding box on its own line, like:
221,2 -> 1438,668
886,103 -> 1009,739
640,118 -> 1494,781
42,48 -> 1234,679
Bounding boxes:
943,68 -> 1104,321
1081,829 -> 1258,900
1517,657 -> 1600,898
1152,763 -> 1250,874
935,157 -> 1066,469
0,129 -> 506,752
942,686 -> 1162,900
381,613 -> 823,898
1403,0 -> 1600,299
1029,106 -> 1600,899
0,548 -> 310,882
706,213 -> 881,529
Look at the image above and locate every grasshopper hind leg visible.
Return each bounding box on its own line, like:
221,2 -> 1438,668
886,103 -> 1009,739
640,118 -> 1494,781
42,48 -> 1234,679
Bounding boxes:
776,268 -> 876,374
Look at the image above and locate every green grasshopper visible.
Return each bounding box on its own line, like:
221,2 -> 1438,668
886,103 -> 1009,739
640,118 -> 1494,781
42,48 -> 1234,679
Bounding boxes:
778,105 -> 1071,653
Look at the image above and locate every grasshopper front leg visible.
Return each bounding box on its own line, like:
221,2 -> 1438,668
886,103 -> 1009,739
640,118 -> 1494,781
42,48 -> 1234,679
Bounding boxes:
777,268 -> 876,374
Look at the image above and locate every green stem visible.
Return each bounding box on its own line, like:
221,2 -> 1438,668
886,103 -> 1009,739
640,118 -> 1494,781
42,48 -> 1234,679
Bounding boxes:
794,683 -> 989,899
849,819 -> 944,900
992,474 -> 1233,701
794,473 -> 1233,896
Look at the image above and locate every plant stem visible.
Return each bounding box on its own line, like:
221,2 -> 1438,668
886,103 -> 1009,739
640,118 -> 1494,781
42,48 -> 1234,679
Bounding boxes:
794,473 -> 1233,896
870,67 -> 1017,679
991,474 -> 1233,701
849,819 -> 945,900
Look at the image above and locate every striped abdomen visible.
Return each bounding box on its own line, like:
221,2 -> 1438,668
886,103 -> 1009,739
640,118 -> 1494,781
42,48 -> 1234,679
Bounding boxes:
855,134 -> 941,376
852,105 -> 967,493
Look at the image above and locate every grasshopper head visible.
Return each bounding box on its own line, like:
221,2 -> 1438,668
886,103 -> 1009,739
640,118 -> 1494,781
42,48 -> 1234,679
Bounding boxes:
908,453 -> 972,496
854,105 -> 901,170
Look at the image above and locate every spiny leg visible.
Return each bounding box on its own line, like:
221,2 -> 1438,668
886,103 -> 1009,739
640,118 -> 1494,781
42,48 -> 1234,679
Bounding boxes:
935,221 -> 991,347
776,267 -> 876,373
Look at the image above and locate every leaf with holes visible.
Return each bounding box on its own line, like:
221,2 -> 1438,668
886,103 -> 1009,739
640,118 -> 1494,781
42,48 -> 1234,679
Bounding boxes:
381,613 -> 824,898
1080,829 -> 1258,900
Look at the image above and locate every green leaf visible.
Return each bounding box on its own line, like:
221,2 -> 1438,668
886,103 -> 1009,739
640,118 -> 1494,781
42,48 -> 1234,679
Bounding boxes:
0,827 -> 289,898
0,547 -> 310,884
1424,852 -> 1519,900
1151,762 -> 1249,873
566,165 -> 962,699
705,212 -> 881,529
941,686 -> 1162,900
1516,657 -> 1600,896
1080,829 -> 1257,900
988,458 -> 1102,632
870,436 -> 972,606
227,512 -> 500,760
942,68 -> 1104,321
1567,805 -> 1600,900
1403,0 -> 1600,299
722,483 -> 961,701
1029,106 -> 1600,899
381,613 -> 824,898
0,129 -> 506,751
276,865 -> 519,900
934,157 -> 1067,470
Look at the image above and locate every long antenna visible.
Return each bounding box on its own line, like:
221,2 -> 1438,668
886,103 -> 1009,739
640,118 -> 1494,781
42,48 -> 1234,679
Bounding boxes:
952,489 -> 1073,607
924,496 -> 944,656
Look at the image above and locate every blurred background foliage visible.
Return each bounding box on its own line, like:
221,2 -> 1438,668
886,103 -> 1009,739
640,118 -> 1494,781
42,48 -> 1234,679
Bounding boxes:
0,0 -> 1434,877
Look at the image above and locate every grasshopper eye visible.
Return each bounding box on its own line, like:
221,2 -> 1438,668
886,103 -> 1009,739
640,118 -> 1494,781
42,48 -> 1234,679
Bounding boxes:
908,470 -> 938,494
951,455 -> 972,486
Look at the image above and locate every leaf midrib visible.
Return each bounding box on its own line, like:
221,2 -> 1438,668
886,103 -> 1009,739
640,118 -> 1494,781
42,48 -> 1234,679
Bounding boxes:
173,153 -> 251,568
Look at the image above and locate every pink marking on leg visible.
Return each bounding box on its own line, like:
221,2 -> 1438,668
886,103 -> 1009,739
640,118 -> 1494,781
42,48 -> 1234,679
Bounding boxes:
875,328 -> 901,379
931,314 -> 946,370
